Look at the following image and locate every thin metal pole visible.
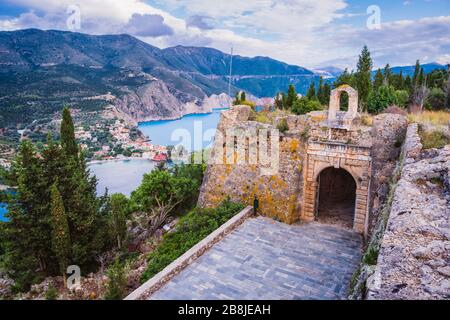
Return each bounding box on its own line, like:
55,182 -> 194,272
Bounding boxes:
228,45 -> 233,105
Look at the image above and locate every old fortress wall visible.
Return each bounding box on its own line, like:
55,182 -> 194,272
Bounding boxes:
198,86 -> 408,236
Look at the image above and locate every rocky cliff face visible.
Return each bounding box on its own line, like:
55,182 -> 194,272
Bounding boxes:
0,29 -> 319,128
114,80 -> 194,122
113,82 -> 231,123
367,125 -> 450,300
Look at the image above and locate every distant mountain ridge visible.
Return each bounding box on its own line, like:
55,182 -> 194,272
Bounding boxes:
0,28 -> 318,127
0,29 -> 446,128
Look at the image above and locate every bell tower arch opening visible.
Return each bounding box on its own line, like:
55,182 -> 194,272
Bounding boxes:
316,167 -> 357,229
339,91 -> 349,111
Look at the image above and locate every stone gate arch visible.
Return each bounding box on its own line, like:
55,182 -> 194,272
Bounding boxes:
315,166 -> 357,229
301,142 -> 371,234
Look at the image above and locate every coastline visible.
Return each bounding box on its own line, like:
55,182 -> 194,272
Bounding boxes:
137,107 -> 229,125
88,157 -> 157,165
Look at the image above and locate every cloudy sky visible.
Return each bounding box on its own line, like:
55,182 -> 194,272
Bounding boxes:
0,0 -> 449,69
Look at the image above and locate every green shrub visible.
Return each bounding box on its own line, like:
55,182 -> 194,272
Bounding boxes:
255,113 -> 270,124
104,260 -> 127,300
368,85 -> 397,113
291,97 -> 322,115
394,90 -> 409,108
419,127 -> 449,149
426,88 -> 446,110
140,200 -> 244,283
362,244 -> 379,265
45,286 -> 58,300
276,118 -> 289,133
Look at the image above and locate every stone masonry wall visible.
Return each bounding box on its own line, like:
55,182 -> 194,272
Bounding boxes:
368,114 -> 408,234
367,124 -> 450,299
199,106 -> 407,231
198,107 -> 305,223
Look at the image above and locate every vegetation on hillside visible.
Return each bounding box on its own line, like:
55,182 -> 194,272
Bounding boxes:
0,106 -> 211,299
272,46 -> 449,116
233,91 -> 256,107
140,200 -> 244,283
0,107 -> 111,291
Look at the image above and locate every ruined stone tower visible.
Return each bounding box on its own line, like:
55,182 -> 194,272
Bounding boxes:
198,85 -> 407,236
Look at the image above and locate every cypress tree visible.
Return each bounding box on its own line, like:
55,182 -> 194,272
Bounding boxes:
58,107 -> 105,267
317,77 -> 326,105
2,141 -> 52,289
50,183 -> 71,286
418,68 -> 425,86
412,60 -> 421,86
307,82 -> 316,100
397,70 -> 404,90
240,91 -> 246,102
355,45 -> 373,112
61,107 -> 78,159
109,194 -> 128,249
281,92 -> 287,110
286,85 -> 297,109
405,75 -> 412,92
374,69 -> 384,90
323,83 -> 331,105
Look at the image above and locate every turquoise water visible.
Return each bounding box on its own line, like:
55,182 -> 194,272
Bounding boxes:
89,159 -> 157,196
90,108 -> 228,196
0,109 -> 228,209
0,203 -> 7,221
138,108 -> 227,152
0,190 -> 14,222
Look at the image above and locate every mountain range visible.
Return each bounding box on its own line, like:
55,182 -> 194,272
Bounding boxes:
0,29 -> 446,128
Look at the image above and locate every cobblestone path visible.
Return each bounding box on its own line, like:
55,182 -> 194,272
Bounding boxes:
150,217 -> 362,300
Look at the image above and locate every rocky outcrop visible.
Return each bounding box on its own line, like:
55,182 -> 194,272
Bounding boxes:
113,82 -> 230,123
367,124 -> 450,300
369,114 -> 408,233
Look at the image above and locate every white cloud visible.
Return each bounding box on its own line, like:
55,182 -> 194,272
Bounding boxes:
436,54 -> 450,65
1,0 -> 449,69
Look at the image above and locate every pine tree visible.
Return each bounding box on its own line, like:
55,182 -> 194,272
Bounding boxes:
281,92 -> 287,110
317,77 -> 327,105
50,183 -> 71,286
109,194 -> 128,249
286,85 -> 297,109
446,65 -> 450,110
2,141 -> 52,289
397,70 -> 404,90
323,83 -> 331,105
334,68 -> 356,87
418,68 -> 425,86
306,82 -> 316,100
405,75 -> 412,92
61,107 -> 78,159
355,45 -> 373,112
374,69 -> 384,90
58,107 -> 105,267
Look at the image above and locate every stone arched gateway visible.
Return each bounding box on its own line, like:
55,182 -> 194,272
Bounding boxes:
301,141 -> 371,234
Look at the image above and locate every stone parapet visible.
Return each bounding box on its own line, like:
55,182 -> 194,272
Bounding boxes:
124,206 -> 254,300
